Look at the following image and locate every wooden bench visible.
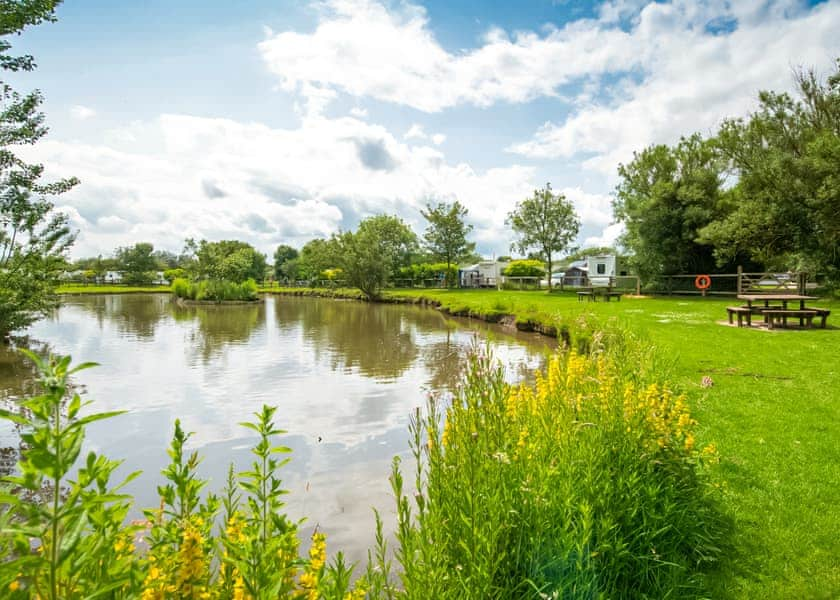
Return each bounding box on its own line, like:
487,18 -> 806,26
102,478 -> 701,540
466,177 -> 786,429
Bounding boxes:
813,308 -> 831,328
727,306 -> 752,327
577,291 -> 594,302
763,309 -> 817,329
604,291 -> 622,302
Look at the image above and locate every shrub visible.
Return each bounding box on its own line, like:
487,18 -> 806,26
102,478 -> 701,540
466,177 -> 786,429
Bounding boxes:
377,342 -> 725,599
502,259 -> 545,278
171,278 -> 258,302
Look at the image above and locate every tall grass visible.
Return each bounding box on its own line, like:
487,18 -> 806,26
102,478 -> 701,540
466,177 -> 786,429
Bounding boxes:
372,330 -> 726,599
171,278 -> 258,302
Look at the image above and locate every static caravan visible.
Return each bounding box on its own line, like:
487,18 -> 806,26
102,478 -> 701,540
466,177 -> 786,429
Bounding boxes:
586,255 -> 627,287
460,260 -> 509,288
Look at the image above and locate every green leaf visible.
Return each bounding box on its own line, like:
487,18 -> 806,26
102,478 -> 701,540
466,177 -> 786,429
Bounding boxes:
0,407 -> 29,425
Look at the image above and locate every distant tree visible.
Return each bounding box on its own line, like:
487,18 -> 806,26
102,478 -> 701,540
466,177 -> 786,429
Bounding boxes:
115,243 -> 158,284
507,183 -> 580,290
421,201 -> 475,287
335,215 -> 417,299
0,1 -> 78,335
273,244 -> 299,280
298,238 -> 339,281
194,240 -> 267,283
502,259 -> 545,278
613,135 -> 726,282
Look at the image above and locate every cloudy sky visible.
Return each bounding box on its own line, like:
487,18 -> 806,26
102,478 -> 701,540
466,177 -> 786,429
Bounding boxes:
8,0 -> 840,259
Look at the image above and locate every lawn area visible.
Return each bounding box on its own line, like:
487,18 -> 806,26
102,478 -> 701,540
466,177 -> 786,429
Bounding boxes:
377,288 -> 838,599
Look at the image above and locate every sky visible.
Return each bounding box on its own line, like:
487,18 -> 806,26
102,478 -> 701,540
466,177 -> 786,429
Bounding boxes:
6,0 -> 840,259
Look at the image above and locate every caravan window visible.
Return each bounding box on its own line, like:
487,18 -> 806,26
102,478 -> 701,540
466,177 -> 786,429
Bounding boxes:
596,263 -> 606,274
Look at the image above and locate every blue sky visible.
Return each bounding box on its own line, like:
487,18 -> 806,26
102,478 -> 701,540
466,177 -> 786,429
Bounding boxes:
8,0 -> 840,258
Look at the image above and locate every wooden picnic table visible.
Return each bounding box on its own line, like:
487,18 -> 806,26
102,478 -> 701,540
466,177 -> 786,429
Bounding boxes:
735,294 -> 827,329
737,294 -> 815,311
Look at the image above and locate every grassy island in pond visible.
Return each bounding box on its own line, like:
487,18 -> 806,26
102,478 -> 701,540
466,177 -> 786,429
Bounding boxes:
171,278 -> 259,303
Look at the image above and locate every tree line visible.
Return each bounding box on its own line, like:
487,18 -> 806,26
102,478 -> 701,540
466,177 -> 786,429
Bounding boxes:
613,59 -> 840,284
68,191 -> 583,301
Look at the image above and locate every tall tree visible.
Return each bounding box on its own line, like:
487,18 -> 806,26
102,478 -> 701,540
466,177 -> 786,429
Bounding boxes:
507,184 -> 580,289
613,136 -> 727,281
0,1 -> 78,336
193,240 -> 267,283
421,201 -> 475,288
700,60 -> 840,279
115,242 -> 158,284
273,244 -> 298,280
335,215 -> 417,300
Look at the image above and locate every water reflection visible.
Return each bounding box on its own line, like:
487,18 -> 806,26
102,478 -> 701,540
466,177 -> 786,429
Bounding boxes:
2,293 -> 555,562
175,301 -> 266,363
279,298 -> 419,380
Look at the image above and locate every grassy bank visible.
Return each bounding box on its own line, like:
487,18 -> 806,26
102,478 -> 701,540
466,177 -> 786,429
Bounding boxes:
263,286 -> 840,599
57,284 -> 168,294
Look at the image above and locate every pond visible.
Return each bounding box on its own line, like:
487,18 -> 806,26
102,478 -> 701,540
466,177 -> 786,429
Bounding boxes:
0,293 -> 555,561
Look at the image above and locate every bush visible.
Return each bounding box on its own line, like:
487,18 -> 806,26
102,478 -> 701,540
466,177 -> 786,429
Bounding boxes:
171,278 -> 258,302
502,259 -> 545,277
378,341 -> 725,599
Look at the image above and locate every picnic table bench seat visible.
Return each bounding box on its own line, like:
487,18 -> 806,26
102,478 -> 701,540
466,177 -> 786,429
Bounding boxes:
812,308 -> 831,328
762,309 -> 817,329
727,306 -> 752,327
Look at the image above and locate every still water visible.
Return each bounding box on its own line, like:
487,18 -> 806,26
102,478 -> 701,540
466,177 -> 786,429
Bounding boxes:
0,294 -> 555,561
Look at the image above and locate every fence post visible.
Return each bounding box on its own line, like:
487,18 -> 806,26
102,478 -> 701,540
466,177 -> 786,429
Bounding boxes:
635,276 -> 640,296
798,272 -> 807,295
737,265 -> 743,295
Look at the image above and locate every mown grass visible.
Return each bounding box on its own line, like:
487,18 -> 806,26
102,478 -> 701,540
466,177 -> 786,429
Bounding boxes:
265,286 -> 840,599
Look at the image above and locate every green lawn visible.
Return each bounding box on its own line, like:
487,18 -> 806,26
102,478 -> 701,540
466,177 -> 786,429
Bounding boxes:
376,289 -> 839,599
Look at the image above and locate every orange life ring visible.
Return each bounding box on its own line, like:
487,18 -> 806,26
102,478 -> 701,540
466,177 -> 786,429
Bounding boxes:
694,274 -> 711,290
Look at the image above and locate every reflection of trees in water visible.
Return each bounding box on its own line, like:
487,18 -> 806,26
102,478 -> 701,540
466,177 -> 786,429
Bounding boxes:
74,294 -> 171,340
277,298 -> 419,380
422,329 -> 470,395
174,302 -> 265,362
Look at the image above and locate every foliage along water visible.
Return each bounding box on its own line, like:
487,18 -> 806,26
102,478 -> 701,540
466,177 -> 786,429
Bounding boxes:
0,293 -> 554,561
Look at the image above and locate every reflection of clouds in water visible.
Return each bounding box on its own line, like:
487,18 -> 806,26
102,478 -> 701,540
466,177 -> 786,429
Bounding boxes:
18,294 -> 554,560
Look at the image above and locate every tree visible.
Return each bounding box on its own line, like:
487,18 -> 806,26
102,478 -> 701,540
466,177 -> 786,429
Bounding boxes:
700,60 -> 840,280
193,240 -> 267,283
298,238 -> 338,281
115,242 -> 158,284
0,1 -> 78,336
613,136 -> 729,282
421,201 -> 475,288
507,184 -> 580,290
273,244 -> 299,280
335,215 -> 417,299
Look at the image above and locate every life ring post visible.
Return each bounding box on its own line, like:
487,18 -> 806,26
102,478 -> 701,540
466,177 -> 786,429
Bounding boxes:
694,274 -> 712,296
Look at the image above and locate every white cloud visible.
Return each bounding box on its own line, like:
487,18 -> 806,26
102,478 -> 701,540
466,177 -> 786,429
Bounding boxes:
349,106 -> 368,118
431,133 -> 446,146
70,105 -> 96,120
509,0 -> 840,174
21,113 -> 539,258
258,0 -> 638,112
403,124 -> 426,140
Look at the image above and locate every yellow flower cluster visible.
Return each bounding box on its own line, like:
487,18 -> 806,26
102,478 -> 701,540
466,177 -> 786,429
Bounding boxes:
176,519 -> 209,597
297,532 -> 327,600
140,557 -> 175,600
622,382 -> 696,453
